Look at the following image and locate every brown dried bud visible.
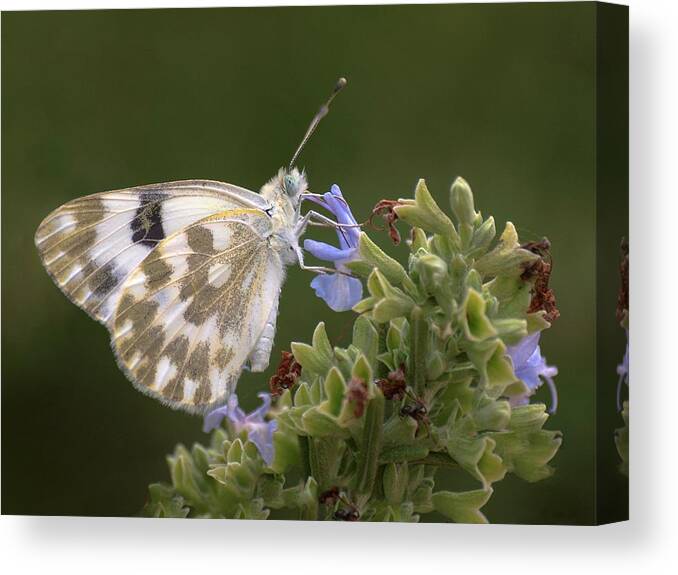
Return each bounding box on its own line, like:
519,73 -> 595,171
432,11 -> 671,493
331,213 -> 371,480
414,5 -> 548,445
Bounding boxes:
369,199 -> 405,245
319,486 -> 341,505
269,351 -> 302,396
521,238 -> 560,323
375,363 -> 407,400
347,376 -> 368,418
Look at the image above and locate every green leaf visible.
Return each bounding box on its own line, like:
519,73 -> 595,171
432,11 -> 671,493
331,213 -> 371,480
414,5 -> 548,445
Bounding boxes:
312,322 -> 334,363
379,444 -> 429,464
493,318 -> 528,345
359,233 -> 409,287
168,445 -> 204,506
270,430 -> 301,474
432,488 -> 493,524
323,367 -> 347,417
258,476 -> 284,509
291,342 -> 330,376
302,406 -> 348,438
386,321 -> 403,351
352,353 -> 373,390
383,463 -> 409,505
485,341 -> 517,396
293,383 -> 313,407
382,415 -> 418,447
191,443 -> 210,473
373,296 -> 414,323
445,418 -> 506,487
526,312 -> 551,333
143,483 -> 190,518
492,405 -> 562,482
352,316 -> 379,367
344,259 -> 376,279
352,296 -> 378,314
461,289 -> 497,342
227,439 -> 244,463
472,399 -> 511,431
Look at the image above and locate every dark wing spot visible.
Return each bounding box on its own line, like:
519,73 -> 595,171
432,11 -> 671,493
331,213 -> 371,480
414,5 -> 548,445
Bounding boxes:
90,261 -> 119,296
131,191 -> 168,247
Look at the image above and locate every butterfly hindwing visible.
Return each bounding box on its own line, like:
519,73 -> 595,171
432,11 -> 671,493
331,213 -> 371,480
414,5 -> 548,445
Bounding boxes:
111,209 -> 284,412
34,180 -> 270,325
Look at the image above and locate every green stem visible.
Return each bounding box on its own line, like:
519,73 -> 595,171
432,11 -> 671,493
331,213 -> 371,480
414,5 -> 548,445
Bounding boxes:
355,393 -> 385,498
410,306 -> 428,393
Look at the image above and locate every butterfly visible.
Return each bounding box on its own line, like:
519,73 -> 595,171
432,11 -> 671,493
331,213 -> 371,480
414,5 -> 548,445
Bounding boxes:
35,78 -> 349,414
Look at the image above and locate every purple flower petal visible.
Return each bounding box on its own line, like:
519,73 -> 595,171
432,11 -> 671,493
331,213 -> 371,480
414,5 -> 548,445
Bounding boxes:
202,405 -> 230,433
247,392 -> 273,422
203,393 -> 277,465
506,332 -> 558,413
310,273 -> 363,312
324,185 -> 360,248
244,419 -> 278,465
514,365 -> 543,393
303,183 -> 363,312
508,332 -> 540,367
303,239 -> 355,263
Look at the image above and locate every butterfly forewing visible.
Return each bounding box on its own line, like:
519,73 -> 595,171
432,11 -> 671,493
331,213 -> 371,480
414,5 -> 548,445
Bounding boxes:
34,180 -> 270,325
111,209 -> 284,412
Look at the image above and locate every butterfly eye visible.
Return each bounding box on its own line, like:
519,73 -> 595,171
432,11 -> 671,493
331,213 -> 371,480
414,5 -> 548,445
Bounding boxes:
284,174 -> 298,197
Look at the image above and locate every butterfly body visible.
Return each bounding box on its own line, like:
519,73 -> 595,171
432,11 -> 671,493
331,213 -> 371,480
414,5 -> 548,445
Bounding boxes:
35,167 -> 309,413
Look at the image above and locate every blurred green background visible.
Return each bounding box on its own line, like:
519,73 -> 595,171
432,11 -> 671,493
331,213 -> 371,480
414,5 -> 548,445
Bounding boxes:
1,3 -> 627,523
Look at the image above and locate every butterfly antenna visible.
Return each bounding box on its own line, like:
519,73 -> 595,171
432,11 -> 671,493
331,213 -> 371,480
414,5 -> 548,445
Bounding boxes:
289,77 -> 347,169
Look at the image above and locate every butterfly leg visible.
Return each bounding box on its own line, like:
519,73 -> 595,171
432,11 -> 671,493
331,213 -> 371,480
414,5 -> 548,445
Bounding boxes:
294,245 -> 351,275
295,210 -> 361,238
247,297 -> 279,372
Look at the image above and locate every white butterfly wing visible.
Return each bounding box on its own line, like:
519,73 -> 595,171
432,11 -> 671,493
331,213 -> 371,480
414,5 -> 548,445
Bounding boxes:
111,209 -> 284,412
35,180 -> 270,324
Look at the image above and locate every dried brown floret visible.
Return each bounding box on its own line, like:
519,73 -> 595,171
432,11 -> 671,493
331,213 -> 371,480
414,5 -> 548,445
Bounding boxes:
347,376 -> 368,417
375,363 -> 407,400
369,199 -> 405,245
521,238 -> 560,323
269,351 -> 302,396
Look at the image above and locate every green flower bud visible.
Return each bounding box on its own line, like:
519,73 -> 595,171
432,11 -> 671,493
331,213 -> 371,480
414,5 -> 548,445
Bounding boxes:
359,232 -> 407,285
474,222 -> 538,278
410,227 -> 429,252
415,253 -> 448,295
472,216 -> 496,252
450,177 -> 477,225
395,179 -> 460,245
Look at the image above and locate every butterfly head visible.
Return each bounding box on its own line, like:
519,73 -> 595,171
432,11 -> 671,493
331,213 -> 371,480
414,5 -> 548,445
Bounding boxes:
283,167 -> 308,202
261,167 -> 308,209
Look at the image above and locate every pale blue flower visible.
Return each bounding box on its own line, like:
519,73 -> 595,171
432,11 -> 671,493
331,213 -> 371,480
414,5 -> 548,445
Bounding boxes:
304,184 -> 363,312
616,330 -> 629,410
203,393 -> 277,465
506,332 -> 558,413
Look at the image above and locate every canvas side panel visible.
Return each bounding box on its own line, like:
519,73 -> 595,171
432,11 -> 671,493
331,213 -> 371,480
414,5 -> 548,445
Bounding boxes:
595,1 -> 629,525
